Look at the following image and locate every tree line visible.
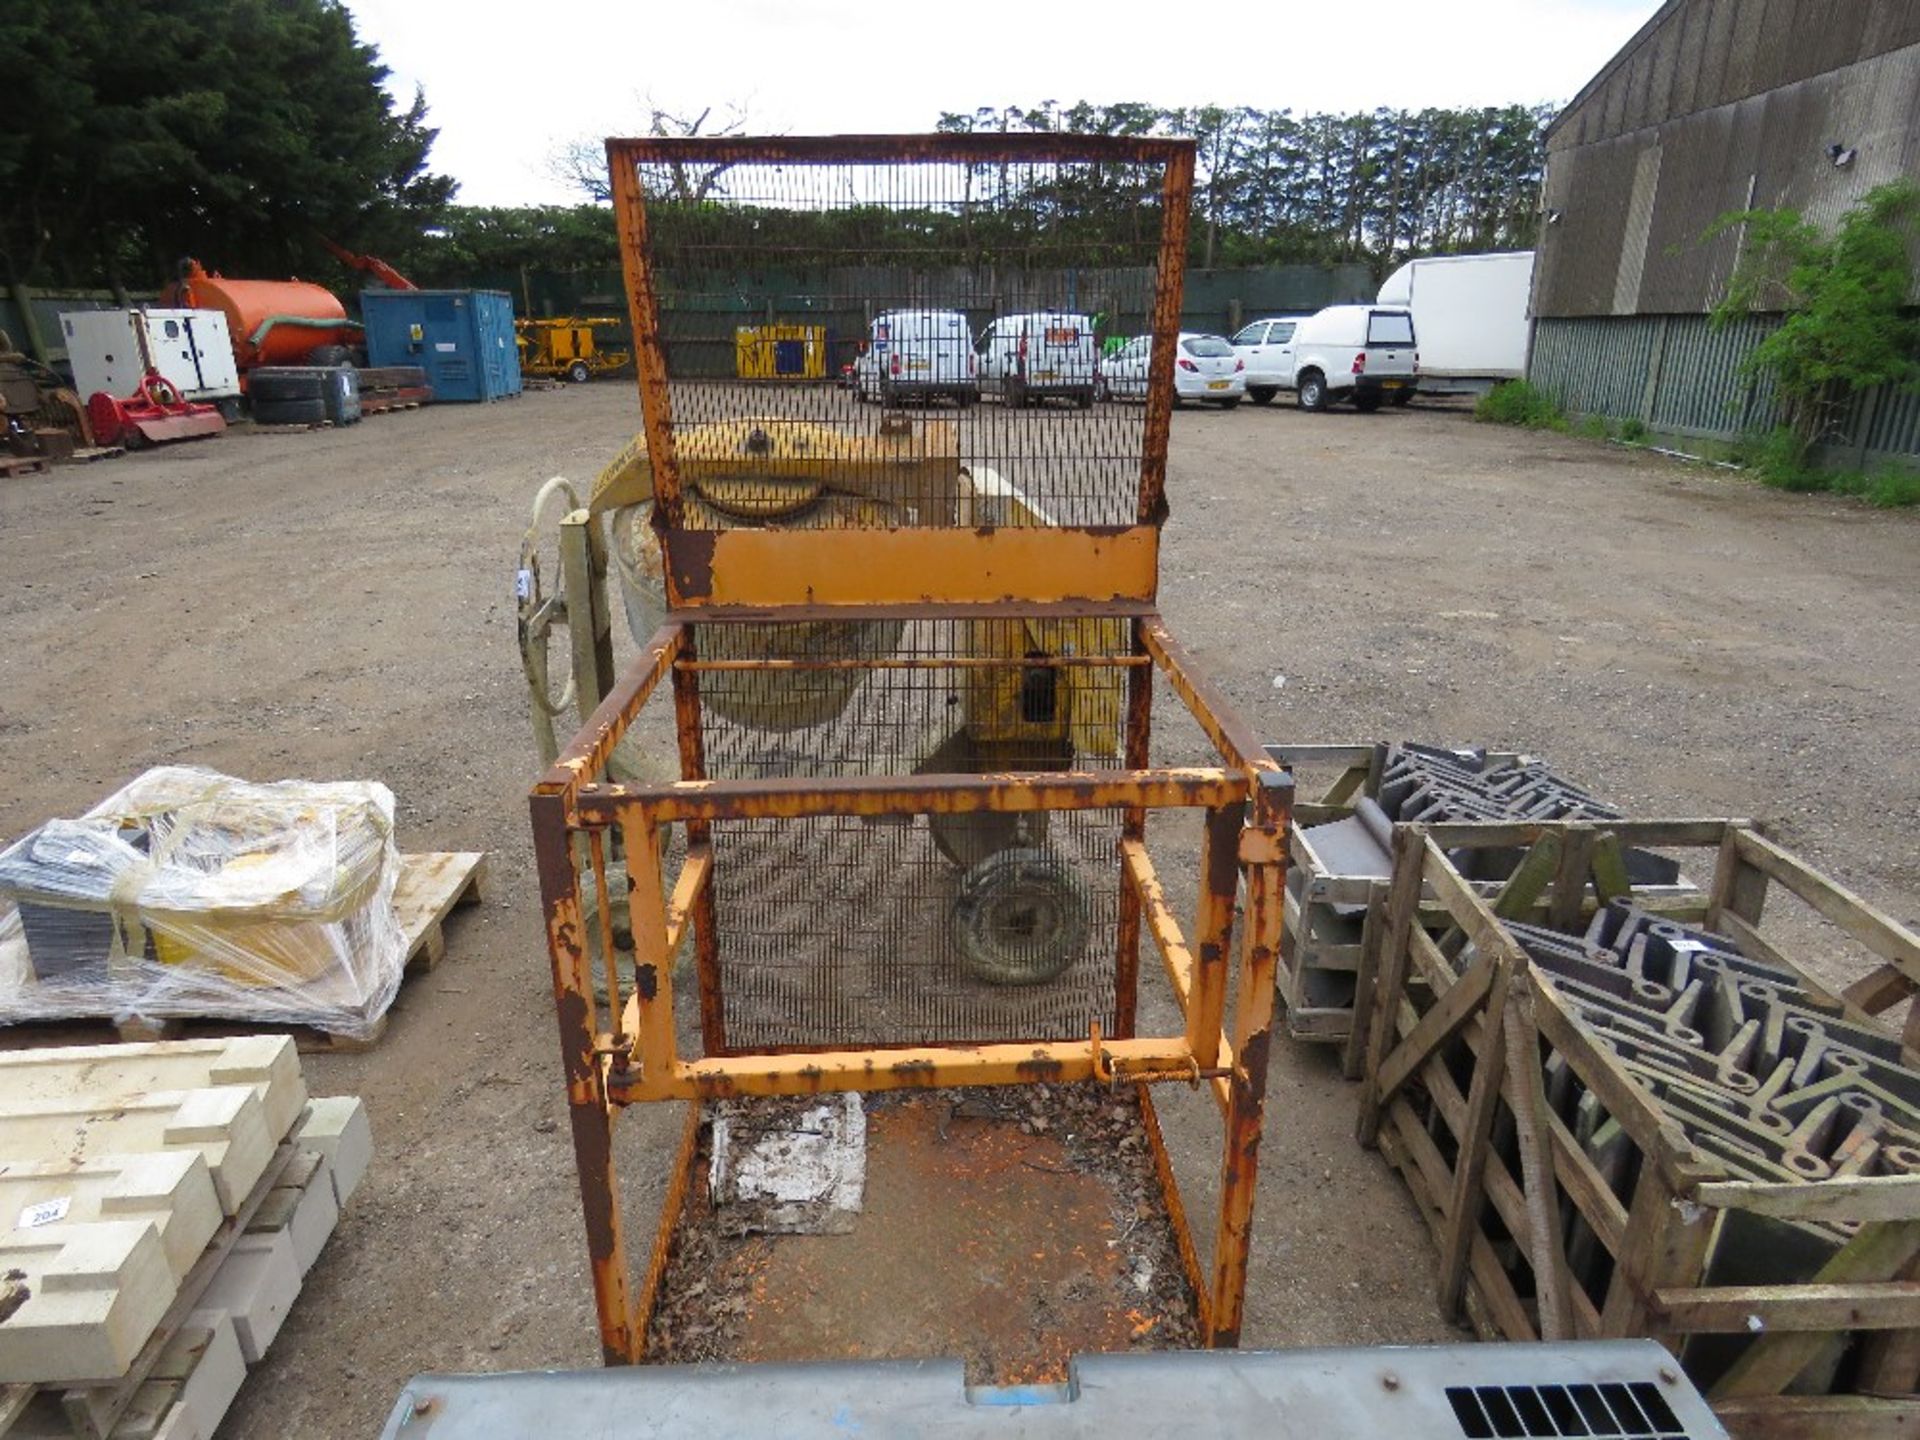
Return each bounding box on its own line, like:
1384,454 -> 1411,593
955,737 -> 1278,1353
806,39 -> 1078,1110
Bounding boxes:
0,3 -> 1552,295
425,99 -> 1552,285
935,102 -> 1555,268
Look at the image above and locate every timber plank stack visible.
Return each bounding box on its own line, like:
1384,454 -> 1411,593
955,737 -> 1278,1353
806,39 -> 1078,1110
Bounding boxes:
1349,815 -> 1920,1440
0,1038 -> 370,1438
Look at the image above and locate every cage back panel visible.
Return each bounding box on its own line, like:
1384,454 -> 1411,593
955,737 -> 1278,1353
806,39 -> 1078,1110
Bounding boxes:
690,618 -> 1157,1051
613,139 -> 1181,528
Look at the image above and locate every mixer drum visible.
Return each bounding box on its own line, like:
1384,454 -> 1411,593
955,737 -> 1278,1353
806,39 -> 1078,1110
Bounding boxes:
595,418 -> 946,733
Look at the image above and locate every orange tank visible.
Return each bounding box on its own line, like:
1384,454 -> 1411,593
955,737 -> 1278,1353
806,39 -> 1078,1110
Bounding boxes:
167,258 -> 360,369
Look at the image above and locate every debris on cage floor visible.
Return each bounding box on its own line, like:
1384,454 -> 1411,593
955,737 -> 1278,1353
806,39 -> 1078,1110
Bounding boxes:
647,1083 -> 1202,1383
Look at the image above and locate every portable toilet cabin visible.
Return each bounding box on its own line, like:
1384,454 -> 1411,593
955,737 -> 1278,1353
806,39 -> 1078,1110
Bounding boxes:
360,289 -> 521,402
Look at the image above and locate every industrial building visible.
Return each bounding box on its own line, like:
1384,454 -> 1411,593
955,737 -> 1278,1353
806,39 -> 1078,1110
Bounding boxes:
1527,0 -> 1920,466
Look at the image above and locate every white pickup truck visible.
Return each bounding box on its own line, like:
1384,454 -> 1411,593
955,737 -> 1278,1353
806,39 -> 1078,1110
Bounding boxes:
1230,305 -> 1418,412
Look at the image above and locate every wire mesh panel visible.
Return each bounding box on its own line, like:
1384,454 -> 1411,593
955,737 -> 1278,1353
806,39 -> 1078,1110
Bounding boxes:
686,617 -> 1146,1050
609,136 -> 1189,529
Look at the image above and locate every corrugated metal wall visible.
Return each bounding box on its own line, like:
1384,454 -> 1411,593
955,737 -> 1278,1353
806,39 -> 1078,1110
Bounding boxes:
1534,0 -> 1920,318
1530,313 -> 1920,465
1551,0 -> 1920,153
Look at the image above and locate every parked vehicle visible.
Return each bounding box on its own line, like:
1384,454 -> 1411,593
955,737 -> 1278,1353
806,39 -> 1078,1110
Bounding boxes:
1251,305 -> 1418,412
977,311 -> 1098,406
1229,316 -> 1307,405
1098,332 -> 1245,408
1376,251 -> 1532,396
856,309 -> 978,405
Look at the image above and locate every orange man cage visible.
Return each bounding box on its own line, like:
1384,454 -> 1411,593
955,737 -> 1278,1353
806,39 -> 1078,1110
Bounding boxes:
531,132 -> 1292,1365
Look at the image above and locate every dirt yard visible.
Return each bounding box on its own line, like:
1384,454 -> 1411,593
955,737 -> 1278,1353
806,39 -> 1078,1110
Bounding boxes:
1,387 -> 1915,1436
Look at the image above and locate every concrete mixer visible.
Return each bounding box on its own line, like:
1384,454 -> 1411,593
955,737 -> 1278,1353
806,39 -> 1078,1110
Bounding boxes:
165,258 -> 361,372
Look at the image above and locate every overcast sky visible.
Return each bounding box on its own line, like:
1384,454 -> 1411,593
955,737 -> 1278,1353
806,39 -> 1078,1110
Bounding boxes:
342,0 -> 1663,208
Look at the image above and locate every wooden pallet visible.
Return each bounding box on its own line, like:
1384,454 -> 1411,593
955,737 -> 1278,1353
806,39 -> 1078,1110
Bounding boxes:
0,455 -> 51,479
2,852 -> 486,1055
63,446 -> 124,464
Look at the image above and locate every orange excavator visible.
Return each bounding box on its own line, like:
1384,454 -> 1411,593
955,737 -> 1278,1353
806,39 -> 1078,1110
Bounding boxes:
318,237 -> 418,293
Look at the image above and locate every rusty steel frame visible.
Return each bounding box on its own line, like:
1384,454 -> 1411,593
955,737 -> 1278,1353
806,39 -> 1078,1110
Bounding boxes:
535,132 -> 1286,1369
532,616 -> 1291,1362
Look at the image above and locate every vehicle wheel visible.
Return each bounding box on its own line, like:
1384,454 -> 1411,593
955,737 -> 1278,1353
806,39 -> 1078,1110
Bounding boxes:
1353,392 -> 1383,413
956,387 -> 977,408
567,361 -> 591,384
253,396 -> 328,426
1076,388 -> 1093,409
1248,386 -> 1277,406
1296,371 -> 1329,412
306,345 -> 354,369
952,846 -> 1090,987
1391,390 -> 1414,407
248,369 -> 327,404
1093,378 -> 1109,402
1004,376 -> 1024,408
1214,397 -> 1242,410
1171,394 -> 1185,409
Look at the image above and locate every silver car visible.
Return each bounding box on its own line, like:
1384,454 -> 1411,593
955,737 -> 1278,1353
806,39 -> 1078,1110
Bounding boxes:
1098,332 -> 1245,408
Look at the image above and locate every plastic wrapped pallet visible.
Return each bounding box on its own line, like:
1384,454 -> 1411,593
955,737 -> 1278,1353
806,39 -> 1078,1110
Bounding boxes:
0,767 -> 404,1039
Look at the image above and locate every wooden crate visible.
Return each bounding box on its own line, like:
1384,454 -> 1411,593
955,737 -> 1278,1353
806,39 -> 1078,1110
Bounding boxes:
1351,817 -> 1920,1440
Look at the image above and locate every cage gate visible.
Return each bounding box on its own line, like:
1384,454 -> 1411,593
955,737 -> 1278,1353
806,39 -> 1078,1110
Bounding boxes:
530,132 -> 1293,1368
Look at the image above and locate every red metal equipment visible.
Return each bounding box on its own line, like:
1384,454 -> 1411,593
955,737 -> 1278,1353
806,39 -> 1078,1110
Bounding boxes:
85,371 -> 227,448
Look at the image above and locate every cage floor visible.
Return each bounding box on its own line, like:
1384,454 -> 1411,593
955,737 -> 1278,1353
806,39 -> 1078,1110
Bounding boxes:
645,1085 -> 1200,1384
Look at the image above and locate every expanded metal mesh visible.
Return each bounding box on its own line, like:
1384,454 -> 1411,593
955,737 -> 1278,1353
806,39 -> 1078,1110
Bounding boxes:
616,143 -> 1175,527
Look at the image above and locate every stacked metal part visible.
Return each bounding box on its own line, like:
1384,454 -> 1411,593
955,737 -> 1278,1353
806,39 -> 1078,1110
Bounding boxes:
1379,746 -> 1678,884
1509,903 -> 1919,1196
1281,745 -> 1681,1036
1459,902 -> 1920,1383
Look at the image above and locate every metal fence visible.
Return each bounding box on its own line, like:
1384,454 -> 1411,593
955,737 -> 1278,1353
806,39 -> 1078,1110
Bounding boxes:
1529,313 -> 1920,468
479,261 -> 1374,340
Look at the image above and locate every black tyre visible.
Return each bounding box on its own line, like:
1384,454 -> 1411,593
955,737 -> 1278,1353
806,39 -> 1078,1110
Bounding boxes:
306,345 -> 354,369
1004,376 -> 1025,408
1391,389 -> 1414,407
252,396 -> 327,426
1248,386 -> 1278,406
567,360 -> 591,384
248,369 -> 327,404
1297,371 -> 1329,412
1353,392 -> 1383,413
1075,387 -> 1093,409
955,386 -> 978,408
1213,396 -> 1242,410
952,846 -> 1091,987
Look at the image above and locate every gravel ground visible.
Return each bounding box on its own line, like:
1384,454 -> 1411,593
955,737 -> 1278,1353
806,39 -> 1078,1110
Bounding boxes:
0,386 -> 1914,1436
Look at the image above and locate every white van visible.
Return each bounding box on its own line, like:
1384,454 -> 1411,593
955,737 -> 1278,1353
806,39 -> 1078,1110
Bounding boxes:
1269,305 -> 1418,412
977,312 -> 1098,407
1376,252 -> 1532,395
856,308 -> 978,406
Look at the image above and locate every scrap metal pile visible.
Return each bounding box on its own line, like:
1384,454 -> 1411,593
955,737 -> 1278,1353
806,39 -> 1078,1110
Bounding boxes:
1503,904 -> 1919,1193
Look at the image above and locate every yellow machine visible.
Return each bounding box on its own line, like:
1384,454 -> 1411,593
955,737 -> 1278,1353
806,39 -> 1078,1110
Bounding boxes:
516,316 -> 632,383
